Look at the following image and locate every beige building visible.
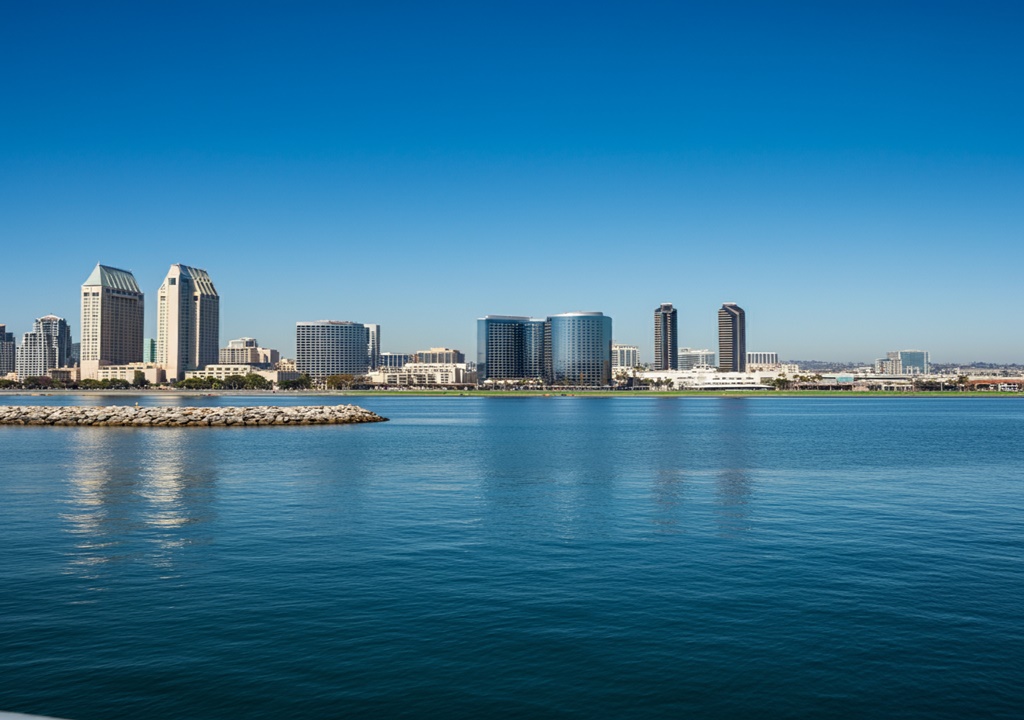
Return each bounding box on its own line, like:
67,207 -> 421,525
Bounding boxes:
368,362 -> 476,387
157,265 -> 220,381
80,264 -> 145,379
95,363 -> 167,384
413,347 -> 465,364
184,364 -> 299,385
219,337 -> 280,366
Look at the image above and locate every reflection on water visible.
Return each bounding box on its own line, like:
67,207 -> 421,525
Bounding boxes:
61,429 -> 215,587
714,399 -> 754,536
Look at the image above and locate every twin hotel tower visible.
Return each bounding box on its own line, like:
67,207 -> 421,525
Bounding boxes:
5,261 -> 749,387
79,263 -> 219,383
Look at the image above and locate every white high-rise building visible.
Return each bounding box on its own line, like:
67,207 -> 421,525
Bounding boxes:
612,344 -> 640,370
157,264 -> 220,381
80,264 -> 145,379
296,321 -> 370,379
16,315 -> 72,379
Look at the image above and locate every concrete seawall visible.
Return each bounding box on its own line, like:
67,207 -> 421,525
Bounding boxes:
0,405 -> 388,427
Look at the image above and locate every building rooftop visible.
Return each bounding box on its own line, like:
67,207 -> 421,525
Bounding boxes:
82,264 -> 142,293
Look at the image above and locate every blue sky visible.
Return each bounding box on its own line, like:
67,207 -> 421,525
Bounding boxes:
2,1 -> 1022,362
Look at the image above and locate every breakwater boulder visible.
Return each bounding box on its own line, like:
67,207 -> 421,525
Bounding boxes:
0,405 -> 388,427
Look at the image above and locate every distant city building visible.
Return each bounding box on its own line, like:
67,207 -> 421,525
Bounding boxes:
896,350 -> 929,374
478,313 -> 611,385
612,343 -> 640,370
69,342 -> 80,367
678,347 -> 716,370
746,351 -> 781,371
653,303 -> 678,371
80,264 -> 145,379
219,337 -> 280,367
156,264 -> 220,381
0,324 -> 15,375
369,363 -> 477,387
96,363 -> 166,385
184,364 -> 299,385
142,338 -> 157,363
718,303 -> 746,372
547,312 -> 613,386
16,315 -> 72,379
876,350 -> 930,375
414,347 -> 465,364
476,316 -> 546,383
874,356 -> 901,374
295,321 -> 370,379
364,324 -> 381,370
379,352 -> 410,369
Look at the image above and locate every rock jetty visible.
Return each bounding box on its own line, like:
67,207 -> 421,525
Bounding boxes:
0,405 -> 388,427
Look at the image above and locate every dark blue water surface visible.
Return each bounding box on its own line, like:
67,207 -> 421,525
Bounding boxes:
1,395 -> 1021,719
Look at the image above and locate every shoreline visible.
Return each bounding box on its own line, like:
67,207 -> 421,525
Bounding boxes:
0,389 -> 1017,399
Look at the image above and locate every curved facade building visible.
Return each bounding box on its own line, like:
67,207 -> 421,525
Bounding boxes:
547,312 -> 612,387
477,316 -> 546,383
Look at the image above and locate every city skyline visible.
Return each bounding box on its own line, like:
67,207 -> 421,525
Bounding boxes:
0,262 -> 1018,368
1,4 -> 1022,362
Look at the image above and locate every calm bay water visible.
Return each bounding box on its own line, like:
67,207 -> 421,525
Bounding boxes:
1,395 -> 1021,719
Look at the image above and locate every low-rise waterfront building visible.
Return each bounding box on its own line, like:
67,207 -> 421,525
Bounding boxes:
95,363 -> 167,385
368,362 -> 476,387
637,368 -> 776,390
184,364 -> 299,385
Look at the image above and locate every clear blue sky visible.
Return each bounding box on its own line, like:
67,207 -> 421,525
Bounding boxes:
2,1 -> 1022,363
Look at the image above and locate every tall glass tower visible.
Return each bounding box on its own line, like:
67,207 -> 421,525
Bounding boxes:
546,312 -> 613,386
653,303 -> 678,371
477,316 -> 546,383
717,303 -> 746,372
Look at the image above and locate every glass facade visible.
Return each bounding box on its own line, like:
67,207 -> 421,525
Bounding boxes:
898,350 -> 930,374
718,303 -> 746,372
477,316 -> 545,382
547,312 -> 612,386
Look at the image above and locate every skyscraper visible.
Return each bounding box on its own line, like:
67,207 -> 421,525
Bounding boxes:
0,324 -> 15,375
653,302 -> 678,371
157,264 -> 220,381
15,315 -> 72,379
80,264 -> 145,379
364,324 -> 381,370
718,303 -> 746,372
296,321 -> 370,379
477,316 -> 546,383
546,312 -> 613,386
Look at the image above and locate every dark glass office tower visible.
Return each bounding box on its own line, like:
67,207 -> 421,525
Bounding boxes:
477,316 -> 546,383
718,303 -> 746,372
653,303 -> 678,371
